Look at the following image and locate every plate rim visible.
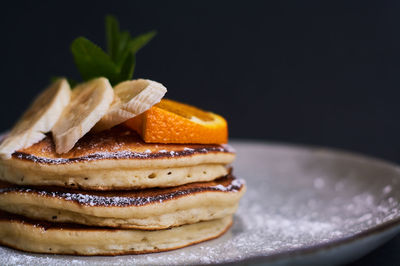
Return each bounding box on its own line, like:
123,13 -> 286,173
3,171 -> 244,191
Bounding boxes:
227,140 -> 400,264
1,137 -> 400,264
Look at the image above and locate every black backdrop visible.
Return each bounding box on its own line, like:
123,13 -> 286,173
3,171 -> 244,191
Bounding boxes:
2,1 -> 400,163
2,1 -> 400,264
1,1 -> 400,153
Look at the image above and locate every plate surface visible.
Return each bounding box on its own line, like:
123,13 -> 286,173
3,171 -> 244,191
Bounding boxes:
2,141 -> 400,265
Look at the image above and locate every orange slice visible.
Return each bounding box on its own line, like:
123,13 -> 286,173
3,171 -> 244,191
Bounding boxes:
124,99 -> 228,144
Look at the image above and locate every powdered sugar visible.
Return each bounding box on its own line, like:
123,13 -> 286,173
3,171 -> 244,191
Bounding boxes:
14,144 -> 235,165
383,185 -> 392,194
222,144 -> 236,153
211,178 -> 245,192
0,178 -> 244,207
2,142 -> 400,265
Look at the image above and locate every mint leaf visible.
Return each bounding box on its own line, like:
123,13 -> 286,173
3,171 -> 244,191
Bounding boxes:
114,31 -> 157,71
105,15 -> 131,67
119,52 -> 136,82
114,31 -> 131,68
105,15 -> 120,61
129,31 -> 157,54
72,16 -> 156,85
71,37 -> 118,83
67,78 -> 79,88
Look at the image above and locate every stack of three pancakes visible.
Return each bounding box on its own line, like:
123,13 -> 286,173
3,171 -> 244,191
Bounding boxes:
0,126 -> 245,255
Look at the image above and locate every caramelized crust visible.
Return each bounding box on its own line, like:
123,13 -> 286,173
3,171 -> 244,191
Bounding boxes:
0,175 -> 244,207
11,125 -> 234,164
0,175 -> 245,229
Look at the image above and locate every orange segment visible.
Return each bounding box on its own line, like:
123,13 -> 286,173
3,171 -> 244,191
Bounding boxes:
125,99 -> 228,144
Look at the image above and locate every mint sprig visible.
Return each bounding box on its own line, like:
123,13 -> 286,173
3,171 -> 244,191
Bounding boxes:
70,15 -> 156,86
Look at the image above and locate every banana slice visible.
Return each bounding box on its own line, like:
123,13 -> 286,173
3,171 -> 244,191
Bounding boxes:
0,79 -> 71,159
52,77 -> 114,154
93,79 -> 167,132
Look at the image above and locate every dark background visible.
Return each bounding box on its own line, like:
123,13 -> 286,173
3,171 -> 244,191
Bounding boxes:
2,1 -> 400,162
2,1 -> 400,264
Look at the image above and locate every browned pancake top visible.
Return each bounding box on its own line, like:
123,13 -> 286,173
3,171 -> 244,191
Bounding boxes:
0,175 -> 245,207
6,126 -> 234,164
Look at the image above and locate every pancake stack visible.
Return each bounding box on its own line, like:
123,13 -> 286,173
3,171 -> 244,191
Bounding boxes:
0,126 -> 245,255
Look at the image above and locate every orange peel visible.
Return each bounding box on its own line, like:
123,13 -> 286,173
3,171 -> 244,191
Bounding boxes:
125,99 -> 228,144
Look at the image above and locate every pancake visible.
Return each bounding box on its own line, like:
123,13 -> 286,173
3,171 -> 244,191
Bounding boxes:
0,175 -> 245,230
0,126 -> 235,190
0,211 -> 232,255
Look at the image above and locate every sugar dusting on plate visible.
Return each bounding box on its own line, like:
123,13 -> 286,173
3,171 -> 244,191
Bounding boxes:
2,142 -> 400,265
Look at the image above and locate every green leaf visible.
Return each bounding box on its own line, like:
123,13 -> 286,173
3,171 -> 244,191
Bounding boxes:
129,30 -> 157,54
71,16 -> 156,85
118,52 -> 136,81
67,78 -> 79,88
70,37 -> 118,82
105,15 -> 120,61
112,31 -> 156,70
114,31 -> 131,68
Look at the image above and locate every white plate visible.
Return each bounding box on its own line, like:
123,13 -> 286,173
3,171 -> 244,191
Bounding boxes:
2,141 -> 400,265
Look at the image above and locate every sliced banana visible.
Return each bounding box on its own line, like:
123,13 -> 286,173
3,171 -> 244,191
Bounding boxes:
52,77 -> 114,154
93,79 -> 167,132
0,79 -> 71,159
